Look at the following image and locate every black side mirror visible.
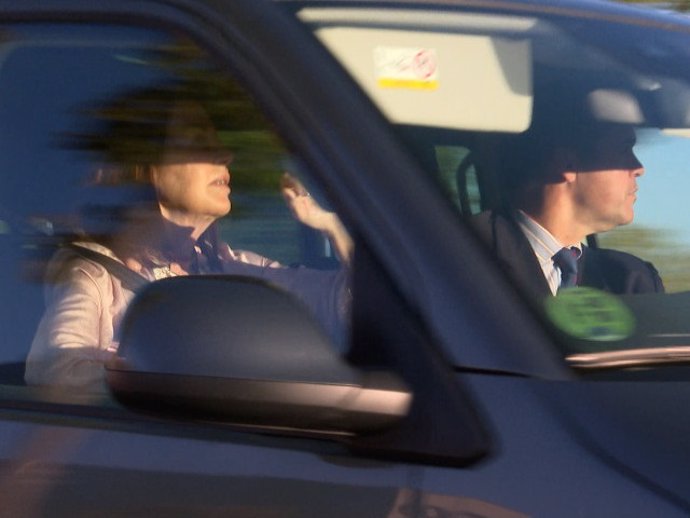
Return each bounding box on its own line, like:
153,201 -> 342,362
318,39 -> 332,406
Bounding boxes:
107,276 -> 412,433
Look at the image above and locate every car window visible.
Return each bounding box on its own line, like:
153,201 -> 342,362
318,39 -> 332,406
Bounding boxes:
434,145 -> 482,216
0,23 -> 351,392
296,4 -> 690,375
599,128 -> 690,292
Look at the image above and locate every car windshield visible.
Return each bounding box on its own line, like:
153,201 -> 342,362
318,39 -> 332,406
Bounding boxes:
293,2 -> 690,372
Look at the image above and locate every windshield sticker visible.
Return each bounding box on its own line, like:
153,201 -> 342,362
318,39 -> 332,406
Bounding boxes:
374,47 -> 438,90
544,287 -> 635,342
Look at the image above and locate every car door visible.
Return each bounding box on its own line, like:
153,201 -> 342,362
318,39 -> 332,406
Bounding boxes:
0,0 -> 538,515
0,1 -> 427,515
292,1 -> 690,516
6,1 -> 690,517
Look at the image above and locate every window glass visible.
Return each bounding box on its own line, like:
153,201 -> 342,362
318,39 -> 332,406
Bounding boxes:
434,146 -> 481,216
599,128 -> 690,293
0,24 -> 351,392
299,5 -> 690,376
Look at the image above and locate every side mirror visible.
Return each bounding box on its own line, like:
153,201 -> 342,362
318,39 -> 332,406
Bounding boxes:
106,276 -> 412,433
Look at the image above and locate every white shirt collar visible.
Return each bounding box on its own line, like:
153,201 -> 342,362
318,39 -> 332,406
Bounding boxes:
515,211 -> 582,294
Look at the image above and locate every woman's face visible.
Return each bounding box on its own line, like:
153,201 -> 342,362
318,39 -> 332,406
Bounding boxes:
150,102 -> 233,230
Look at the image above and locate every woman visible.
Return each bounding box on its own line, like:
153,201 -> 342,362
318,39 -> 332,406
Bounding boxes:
25,97 -> 352,391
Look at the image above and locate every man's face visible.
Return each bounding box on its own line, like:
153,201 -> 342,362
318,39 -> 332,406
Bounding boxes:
570,125 -> 644,234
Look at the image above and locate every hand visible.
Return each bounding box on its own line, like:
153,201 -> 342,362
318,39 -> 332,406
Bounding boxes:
280,173 -> 353,264
280,173 -> 337,232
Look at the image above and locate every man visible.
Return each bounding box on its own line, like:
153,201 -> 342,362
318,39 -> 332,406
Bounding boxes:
472,94 -> 664,302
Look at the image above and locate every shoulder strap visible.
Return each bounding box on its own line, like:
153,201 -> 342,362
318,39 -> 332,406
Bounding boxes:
67,244 -> 149,292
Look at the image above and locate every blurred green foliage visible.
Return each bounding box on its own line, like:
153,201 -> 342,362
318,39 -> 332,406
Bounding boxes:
64,37 -> 289,193
219,130 -> 286,192
599,226 -> 690,293
620,0 -> 690,12
435,145 -> 482,215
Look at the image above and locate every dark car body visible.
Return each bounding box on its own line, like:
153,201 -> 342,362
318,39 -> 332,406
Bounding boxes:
1,0 -> 690,516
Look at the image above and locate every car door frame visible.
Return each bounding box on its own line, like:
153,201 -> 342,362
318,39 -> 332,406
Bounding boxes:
0,0 -> 567,464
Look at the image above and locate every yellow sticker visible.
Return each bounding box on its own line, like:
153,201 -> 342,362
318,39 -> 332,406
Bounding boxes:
544,287 -> 635,341
376,78 -> 438,90
374,47 -> 439,90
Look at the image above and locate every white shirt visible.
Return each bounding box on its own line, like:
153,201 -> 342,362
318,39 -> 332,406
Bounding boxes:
515,211 -> 582,295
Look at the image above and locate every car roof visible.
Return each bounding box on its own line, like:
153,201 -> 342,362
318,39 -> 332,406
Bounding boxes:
275,0 -> 690,27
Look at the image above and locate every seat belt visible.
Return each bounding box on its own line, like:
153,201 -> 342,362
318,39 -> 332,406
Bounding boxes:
67,243 -> 149,292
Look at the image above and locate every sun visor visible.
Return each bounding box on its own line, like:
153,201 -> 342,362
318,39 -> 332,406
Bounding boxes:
312,26 -> 533,132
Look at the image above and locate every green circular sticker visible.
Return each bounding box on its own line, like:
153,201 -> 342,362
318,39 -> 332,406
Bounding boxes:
544,287 -> 635,341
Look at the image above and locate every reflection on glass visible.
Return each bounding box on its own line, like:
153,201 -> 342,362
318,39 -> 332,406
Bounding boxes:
16,35 -> 351,391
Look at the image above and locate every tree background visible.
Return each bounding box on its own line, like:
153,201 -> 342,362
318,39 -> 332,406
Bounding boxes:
621,0 -> 690,11
599,226 -> 690,293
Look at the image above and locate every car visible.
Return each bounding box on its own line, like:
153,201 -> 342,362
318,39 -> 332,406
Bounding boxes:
1,0 -> 690,516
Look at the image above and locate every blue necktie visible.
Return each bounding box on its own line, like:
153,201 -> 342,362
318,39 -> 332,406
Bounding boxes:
553,247 -> 579,291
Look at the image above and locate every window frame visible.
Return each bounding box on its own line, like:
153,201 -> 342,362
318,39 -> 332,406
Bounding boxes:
0,0 -> 568,438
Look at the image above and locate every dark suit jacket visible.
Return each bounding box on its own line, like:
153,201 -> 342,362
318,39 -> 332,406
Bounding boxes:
471,210 -> 664,301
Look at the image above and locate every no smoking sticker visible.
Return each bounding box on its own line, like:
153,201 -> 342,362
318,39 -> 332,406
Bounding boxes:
374,47 -> 439,90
